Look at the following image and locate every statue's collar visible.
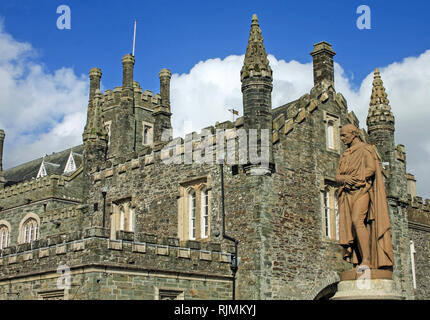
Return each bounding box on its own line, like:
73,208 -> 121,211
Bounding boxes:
346,141 -> 364,154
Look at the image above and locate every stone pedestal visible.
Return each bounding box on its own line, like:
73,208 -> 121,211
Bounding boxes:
332,279 -> 404,300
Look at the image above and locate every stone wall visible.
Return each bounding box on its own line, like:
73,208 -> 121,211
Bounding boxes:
0,228 -> 232,300
407,196 -> 430,299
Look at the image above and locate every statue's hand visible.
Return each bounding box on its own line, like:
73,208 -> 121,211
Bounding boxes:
336,174 -> 345,184
345,176 -> 362,186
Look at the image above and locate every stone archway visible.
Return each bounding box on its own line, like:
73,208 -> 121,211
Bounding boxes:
313,282 -> 338,300
306,271 -> 340,300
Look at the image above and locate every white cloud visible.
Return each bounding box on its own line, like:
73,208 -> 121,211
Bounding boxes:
0,21 -> 88,169
0,20 -> 428,199
170,54 -> 314,136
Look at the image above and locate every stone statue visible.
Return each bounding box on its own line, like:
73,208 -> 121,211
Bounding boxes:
336,124 -> 394,277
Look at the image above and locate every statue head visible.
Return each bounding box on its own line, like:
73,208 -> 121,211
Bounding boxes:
340,124 -> 360,146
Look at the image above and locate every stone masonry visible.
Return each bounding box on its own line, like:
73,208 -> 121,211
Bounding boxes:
0,15 -> 428,300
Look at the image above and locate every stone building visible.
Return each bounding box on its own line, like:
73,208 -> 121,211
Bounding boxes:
0,14 -> 428,300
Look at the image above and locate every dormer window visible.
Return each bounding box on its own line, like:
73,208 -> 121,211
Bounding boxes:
64,151 -> 77,174
37,161 -> 47,179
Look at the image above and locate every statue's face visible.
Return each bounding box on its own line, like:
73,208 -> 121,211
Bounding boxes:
340,128 -> 355,146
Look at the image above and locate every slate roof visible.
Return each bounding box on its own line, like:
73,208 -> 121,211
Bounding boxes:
3,145 -> 83,186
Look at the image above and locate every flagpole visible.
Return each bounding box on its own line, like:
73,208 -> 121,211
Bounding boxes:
132,20 -> 137,56
228,108 -> 238,123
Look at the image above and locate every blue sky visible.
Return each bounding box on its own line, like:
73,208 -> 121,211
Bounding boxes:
1,0 -> 429,92
0,0 -> 429,197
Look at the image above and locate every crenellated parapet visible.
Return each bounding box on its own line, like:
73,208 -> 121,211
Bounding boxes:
407,195 -> 430,227
0,227 -> 233,281
101,85 -> 162,112
0,174 -> 82,208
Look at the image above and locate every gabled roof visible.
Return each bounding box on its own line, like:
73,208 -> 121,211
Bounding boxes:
3,145 -> 83,186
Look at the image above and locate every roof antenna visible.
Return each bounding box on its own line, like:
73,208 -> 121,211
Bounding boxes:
132,20 -> 137,56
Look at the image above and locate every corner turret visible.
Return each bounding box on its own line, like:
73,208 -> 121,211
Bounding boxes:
366,68 -> 395,163
240,14 -> 273,172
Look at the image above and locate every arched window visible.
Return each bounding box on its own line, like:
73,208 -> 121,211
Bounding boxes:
23,218 -> 38,243
321,184 -> 340,241
142,122 -> 153,146
178,180 -> 211,243
143,127 -> 149,145
110,200 -> 135,239
0,225 -> 9,250
324,113 -> 340,152
201,189 -> 209,239
189,190 -> 196,240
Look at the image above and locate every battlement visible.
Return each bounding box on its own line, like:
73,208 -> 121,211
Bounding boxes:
407,195 -> 430,226
100,83 -> 161,111
90,87 -> 345,181
278,86 -> 345,139
0,227 -> 233,280
0,173 -> 81,203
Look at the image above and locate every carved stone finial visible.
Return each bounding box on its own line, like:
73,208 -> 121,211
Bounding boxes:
370,68 -> 390,106
367,68 -> 395,132
240,14 -> 272,81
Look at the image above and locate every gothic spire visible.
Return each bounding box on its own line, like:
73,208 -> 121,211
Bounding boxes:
240,14 -> 272,81
370,68 -> 390,106
366,68 -> 395,133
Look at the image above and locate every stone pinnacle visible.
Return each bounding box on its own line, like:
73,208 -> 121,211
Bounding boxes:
367,68 -> 395,131
240,14 -> 272,81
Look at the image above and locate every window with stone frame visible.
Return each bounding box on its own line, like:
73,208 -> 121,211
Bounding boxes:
22,218 -> 39,243
157,289 -> 184,300
320,182 -> 339,241
201,188 -> 209,239
110,198 -> 135,239
0,224 -> 10,250
324,112 -> 340,153
178,177 -> 212,243
142,121 -> 153,146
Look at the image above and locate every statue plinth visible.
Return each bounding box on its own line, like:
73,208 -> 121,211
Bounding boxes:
340,267 -> 393,281
332,267 -> 403,300
332,278 -> 404,300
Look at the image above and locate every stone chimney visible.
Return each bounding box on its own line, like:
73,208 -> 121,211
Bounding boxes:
153,68 -> 173,147
84,68 -> 104,142
122,54 -> 135,90
159,68 -> 172,110
89,68 -> 102,101
310,41 -> 336,87
0,129 -> 6,188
